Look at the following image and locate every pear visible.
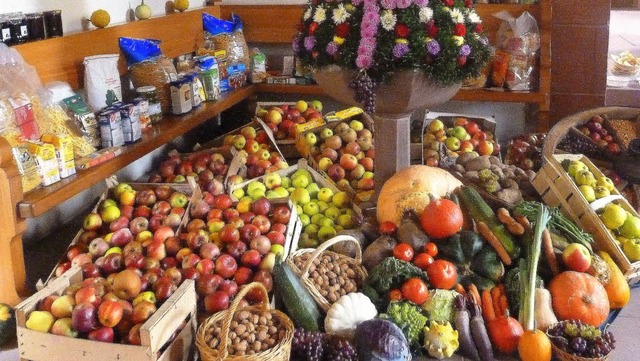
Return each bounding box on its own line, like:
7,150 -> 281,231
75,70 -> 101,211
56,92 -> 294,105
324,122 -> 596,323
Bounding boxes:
135,0 -> 152,20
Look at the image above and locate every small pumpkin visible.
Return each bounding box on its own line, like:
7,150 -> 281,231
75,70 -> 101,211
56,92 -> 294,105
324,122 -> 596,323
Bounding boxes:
598,251 -> 630,309
518,329 -> 551,361
533,288 -> 557,331
488,310 -> 523,354
377,165 -> 463,225
325,292 -> 377,338
548,271 -> 610,327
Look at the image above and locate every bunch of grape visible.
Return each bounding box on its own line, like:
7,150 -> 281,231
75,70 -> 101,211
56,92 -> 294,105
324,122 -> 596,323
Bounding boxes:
291,328 -> 325,361
324,337 -> 358,361
348,73 -> 377,114
547,320 -> 616,358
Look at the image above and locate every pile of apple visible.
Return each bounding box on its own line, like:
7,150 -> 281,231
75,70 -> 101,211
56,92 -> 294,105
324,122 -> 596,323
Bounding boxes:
148,148 -> 232,196
576,115 -> 622,155
224,125 -> 289,179
303,119 -> 375,195
505,133 -> 547,171
423,117 -> 499,167
256,100 -> 323,140
565,159 -> 617,204
231,168 -> 355,248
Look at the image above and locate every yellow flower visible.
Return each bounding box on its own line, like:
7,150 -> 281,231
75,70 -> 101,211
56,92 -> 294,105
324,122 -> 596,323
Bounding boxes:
333,36 -> 345,45
453,36 -> 465,46
424,37 -> 432,43
395,38 -> 409,44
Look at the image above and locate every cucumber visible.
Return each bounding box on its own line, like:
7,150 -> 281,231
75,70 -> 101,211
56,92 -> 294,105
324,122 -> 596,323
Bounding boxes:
459,186 -> 521,259
273,260 -> 322,331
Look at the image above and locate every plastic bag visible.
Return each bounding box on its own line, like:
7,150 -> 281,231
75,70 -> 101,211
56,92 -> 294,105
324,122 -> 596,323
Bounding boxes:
119,37 -> 163,67
84,54 -> 122,112
493,11 -> 540,91
250,48 -> 268,84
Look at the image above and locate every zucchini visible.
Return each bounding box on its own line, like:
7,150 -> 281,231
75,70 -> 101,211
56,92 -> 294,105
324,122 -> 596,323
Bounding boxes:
273,260 -> 322,331
459,186 -> 521,259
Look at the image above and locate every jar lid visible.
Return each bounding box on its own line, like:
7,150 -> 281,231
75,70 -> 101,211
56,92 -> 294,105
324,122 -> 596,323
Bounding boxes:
26,13 -> 44,18
137,86 -> 157,93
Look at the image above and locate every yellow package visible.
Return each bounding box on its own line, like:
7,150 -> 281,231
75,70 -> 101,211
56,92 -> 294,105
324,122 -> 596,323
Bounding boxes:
27,141 -> 60,186
41,133 -> 76,179
9,143 -> 42,193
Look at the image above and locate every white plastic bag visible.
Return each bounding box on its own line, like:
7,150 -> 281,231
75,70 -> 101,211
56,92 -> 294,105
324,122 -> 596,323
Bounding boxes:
493,11 -> 540,91
84,54 -> 122,112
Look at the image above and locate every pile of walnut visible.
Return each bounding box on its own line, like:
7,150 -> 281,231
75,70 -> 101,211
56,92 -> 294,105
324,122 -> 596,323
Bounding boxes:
450,152 -> 536,204
294,252 -> 363,303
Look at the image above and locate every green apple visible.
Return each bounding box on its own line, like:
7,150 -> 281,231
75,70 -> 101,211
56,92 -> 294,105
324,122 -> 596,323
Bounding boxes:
101,205 -> 121,223
324,206 -> 341,222
623,239 -> 640,262
303,202 -> 320,216
247,181 -> 266,197
318,217 -> 334,228
335,225 -> 344,232
270,244 -> 285,257
292,169 -> 312,183
596,176 -> 615,191
105,246 -> 122,255
332,191 -> 350,207
273,187 -> 290,198
295,100 -> 308,113
305,132 -> 317,145
575,170 -> 596,187
317,187 -> 334,202
311,213 -> 325,225
287,187 -> 295,194
306,183 -> 321,199
337,214 -> 354,228
290,188 -> 311,205
265,190 -> 281,199
619,213 -> 640,238
320,128 -> 334,140
316,200 -> 329,213
281,176 -> 291,189
113,183 -> 133,198
594,186 -> 610,199
296,205 -> 303,215
298,233 -> 318,248
264,172 -> 282,190
100,198 -> 117,211
600,203 -> 628,230
428,119 -> 444,133
318,157 -> 333,171
445,137 -> 461,151
362,171 -> 374,180
349,120 -> 364,131
568,160 -> 588,178
451,126 -> 468,140
292,175 -> 310,189
232,188 -> 245,200
305,224 -> 319,236
578,185 -> 596,202
26,311 -> 55,333
318,226 -> 337,242
311,100 -> 323,112
298,214 -> 311,226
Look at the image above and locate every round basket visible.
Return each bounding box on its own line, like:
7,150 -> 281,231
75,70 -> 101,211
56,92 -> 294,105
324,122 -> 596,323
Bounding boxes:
549,340 -> 609,361
287,235 -> 367,312
196,282 -> 294,361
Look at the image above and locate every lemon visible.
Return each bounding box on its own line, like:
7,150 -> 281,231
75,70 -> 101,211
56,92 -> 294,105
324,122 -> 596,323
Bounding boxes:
90,9 -> 111,29
174,0 -> 189,12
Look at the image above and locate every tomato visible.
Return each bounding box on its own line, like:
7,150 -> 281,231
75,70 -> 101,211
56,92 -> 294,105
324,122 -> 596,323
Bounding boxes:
413,253 -> 434,271
424,242 -> 438,257
426,260 -> 458,290
379,221 -> 398,235
393,243 -> 414,262
401,277 -> 429,305
420,199 -> 463,239
389,289 -> 403,301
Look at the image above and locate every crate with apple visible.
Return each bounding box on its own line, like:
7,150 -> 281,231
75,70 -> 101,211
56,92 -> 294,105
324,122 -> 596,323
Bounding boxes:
16,267 -> 197,361
568,114 -> 625,158
422,112 -> 498,167
505,133 -> 547,172
532,153 -> 640,279
48,180 -> 200,284
296,109 -> 375,203
255,100 -> 326,158
228,159 -> 363,251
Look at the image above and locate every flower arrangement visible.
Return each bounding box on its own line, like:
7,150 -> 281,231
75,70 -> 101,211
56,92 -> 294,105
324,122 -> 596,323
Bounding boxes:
293,0 -> 492,112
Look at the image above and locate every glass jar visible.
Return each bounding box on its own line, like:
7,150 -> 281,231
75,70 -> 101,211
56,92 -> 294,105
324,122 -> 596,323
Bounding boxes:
0,16 -> 11,45
136,86 -> 163,124
8,13 -> 28,45
26,13 -> 45,41
44,10 -> 63,38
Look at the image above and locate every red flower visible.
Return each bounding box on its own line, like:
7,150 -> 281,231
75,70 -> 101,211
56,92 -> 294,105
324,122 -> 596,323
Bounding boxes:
308,22 -> 319,35
458,56 -> 467,66
312,51 -> 319,59
336,23 -> 350,38
427,24 -> 439,38
454,24 -> 466,37
394,24 -> 410,38
476,24 -> 483,33
443,0 -> 454,6
465,0 -> 473,8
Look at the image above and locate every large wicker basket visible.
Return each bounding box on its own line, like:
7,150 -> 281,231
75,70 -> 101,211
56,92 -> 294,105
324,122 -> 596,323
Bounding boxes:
195,282 -> 294,361
287,235 -> 368,312
550,342 -> 609,361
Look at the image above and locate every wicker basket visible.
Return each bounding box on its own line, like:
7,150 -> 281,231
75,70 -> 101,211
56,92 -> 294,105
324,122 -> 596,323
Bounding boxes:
287,235 -> 368,312
550,342 -> 609,361
195,282 -> 294,361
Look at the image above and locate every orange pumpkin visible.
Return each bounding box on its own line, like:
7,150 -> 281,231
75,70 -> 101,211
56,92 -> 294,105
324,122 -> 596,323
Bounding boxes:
518,329 -> 551,361
488,311 -> 524,354
549,271 -> 610,326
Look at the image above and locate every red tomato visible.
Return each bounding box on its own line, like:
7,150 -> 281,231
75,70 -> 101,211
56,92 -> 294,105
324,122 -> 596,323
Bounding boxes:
393,243 -> 414,262
379,221 -> 398,235
426,260 -> 458,290
413,253 -> 434,271
424,243 -> 438,257
420,199 -> 463,239
389,289 -> 403,301
401,277 -> 429,305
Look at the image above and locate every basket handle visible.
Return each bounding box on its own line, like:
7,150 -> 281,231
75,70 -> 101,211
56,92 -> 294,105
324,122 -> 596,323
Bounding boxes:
301,235 -> 362,279
219,282 -> 270,358
542,115 -> 578,160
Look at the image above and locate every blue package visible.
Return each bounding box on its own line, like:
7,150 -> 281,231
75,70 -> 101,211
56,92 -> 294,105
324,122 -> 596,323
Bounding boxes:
202,13 -> 243,36
119,37 -> 163,67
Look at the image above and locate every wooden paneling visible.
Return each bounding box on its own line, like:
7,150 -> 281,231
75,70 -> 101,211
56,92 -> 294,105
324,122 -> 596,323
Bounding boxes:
14,7 -> 220,90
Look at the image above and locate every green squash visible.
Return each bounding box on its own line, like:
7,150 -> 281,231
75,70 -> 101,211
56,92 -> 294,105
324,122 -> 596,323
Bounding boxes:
438,231 -> 505,290
0,303 -> 16,346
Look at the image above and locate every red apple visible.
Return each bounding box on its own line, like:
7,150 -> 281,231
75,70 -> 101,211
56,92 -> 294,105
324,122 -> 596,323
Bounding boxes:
98,300 -> 123,328
240,249 -> 262,268
196,258 -> 215,275
271,206 -> 291,224
213,195 -> 234,211
146,240 -> 167,261
111,228 -> 134,247
251,198 -> 272,216
225,241 -> 248,260
251,215 -> 271,234
215,254 -> 237,279
82,264 -> 101,279
203,291 -> 230,313
266,231 -> 285,246
199,242 -> 221,260
219,225 -> 240,243
72,303 -> 99,333
239,224 -> 261,242
234,267 -> 253,285
153,226 -> 175,243
218,279 -> 238,298
75,287 -> 101,308
131,301 -> 157,324
154,277 -> 177,301
152,201 -> 172,216
250,236 -> 271,255
270,222 -> 287,235
561,243 -> 592,272
196,273 -> 222,295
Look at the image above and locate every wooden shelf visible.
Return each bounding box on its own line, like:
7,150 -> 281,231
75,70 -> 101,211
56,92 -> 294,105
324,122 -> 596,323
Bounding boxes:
255,83 -> 325,95
17,86 -> 254,219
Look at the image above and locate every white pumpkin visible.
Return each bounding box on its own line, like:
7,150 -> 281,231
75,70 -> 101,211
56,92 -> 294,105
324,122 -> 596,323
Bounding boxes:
324,292 -> 377,338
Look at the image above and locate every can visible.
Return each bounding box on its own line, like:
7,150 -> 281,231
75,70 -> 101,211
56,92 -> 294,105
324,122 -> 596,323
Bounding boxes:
133,97 -> 153,132
118,103 -> 142,144
97,109 -> 124,148
170,77 -> 193,115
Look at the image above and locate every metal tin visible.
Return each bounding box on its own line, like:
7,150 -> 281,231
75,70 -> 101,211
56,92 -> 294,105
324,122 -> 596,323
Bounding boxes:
0,16 -> 11,45
118,103 -> 142,144
8,13 -> 28,45
170,77 -> 193,115
97,109 -> 124,148
43,10 -> 63,38
25,13 -> 45,41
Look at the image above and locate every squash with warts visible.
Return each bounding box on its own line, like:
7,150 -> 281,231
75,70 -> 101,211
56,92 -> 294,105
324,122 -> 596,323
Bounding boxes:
548,271 -> 610,327
598,251 -> 630,309
377,165 -> 463,225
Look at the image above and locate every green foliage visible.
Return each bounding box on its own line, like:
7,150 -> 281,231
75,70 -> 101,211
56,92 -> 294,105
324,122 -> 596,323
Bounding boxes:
363,257 -> 428,311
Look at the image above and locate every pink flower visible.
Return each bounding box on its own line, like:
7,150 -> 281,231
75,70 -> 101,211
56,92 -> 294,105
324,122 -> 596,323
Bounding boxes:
351,0 -> 363,4
363,11 -> 380,24
414,0 -> 429,6
326,42 -> 339,56
356,54 -> 373,69
397,0 -> 412,8
361,26 -> 377,39
381,0 -> 396,9
360,37 -> 376,49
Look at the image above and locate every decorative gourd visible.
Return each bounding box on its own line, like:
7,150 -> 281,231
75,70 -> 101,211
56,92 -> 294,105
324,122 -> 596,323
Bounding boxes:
548,271 -> 610,327
533,288 -> 557,331
518,329 -> 552,361
423,321 -> 459,359
437,231 -> 505,290
487,311 -> 524,354
598,251 -> 630,309
377,165 -> 463,225
325,292 -> 377,338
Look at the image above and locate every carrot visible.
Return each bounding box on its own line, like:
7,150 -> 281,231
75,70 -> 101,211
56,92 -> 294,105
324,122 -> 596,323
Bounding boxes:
497,208 -> 525,235
499,294 -> 509,317
468,284 -> 481,306
514,214 -> 531,230
542,228 -> 560,276
491,287 -> 501,317
497,283 -> 506,296
455,283 -> 467,296
477,221 -> 512,266
481,289 -> 495,321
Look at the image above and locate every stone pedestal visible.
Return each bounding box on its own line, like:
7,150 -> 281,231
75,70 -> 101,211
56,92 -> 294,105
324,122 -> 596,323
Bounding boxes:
373,114 -> 412,197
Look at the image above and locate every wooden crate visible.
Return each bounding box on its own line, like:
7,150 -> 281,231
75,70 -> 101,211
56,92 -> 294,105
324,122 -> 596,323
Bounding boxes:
165,146 -> 238,192
16,268 -> 197,361
532,153 -> 640,279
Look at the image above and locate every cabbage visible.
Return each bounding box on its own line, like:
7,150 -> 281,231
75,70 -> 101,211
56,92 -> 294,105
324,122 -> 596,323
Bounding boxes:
421,289 -> 459,323
355,319 -> 411,361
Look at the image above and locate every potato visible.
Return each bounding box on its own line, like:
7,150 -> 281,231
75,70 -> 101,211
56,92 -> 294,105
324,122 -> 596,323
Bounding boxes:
465,155 -> 492,171
363,235 -> 396,271
457,151 -> 479,165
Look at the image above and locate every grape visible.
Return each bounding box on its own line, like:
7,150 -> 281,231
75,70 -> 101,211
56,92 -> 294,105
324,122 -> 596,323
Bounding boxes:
570,337 -> 587,354
349,73 -> 377,114
324,337 -> 358,361
292,328 -> 325,361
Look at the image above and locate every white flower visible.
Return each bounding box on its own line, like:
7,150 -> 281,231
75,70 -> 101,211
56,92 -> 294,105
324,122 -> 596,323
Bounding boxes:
419,7 -> 434,23
380,10 -> 397,31
303,8 -> 312,21
450,8 -> 465,24
313,6 -> 326,24
467,10 -> 481,24
332,4 -> 350,24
